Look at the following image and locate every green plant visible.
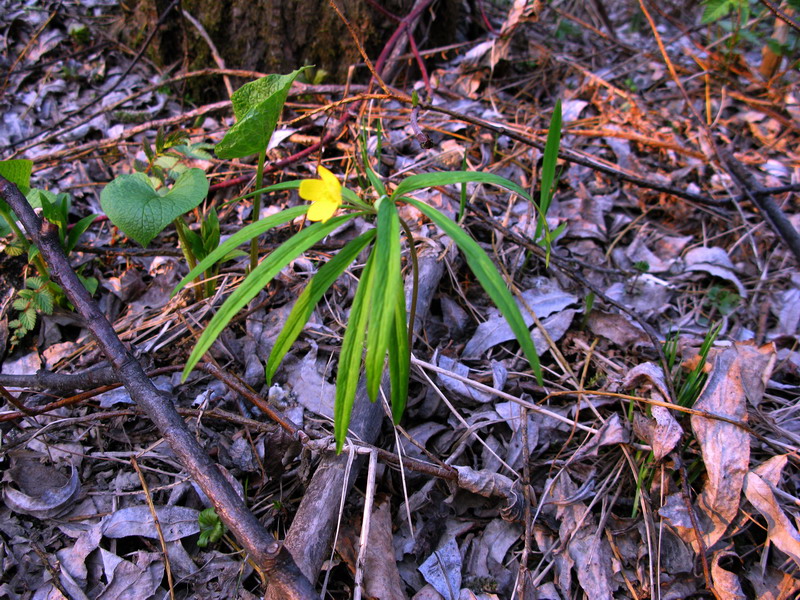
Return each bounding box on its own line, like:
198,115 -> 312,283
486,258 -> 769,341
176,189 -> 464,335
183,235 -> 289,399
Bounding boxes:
100,129 -> 218,297
197,507 -> 227,547
630,323 -> 722,516
705,284 -> 740,318
174,101 -> 565,452
214,67 -> 310,272
1,159 -> 97,346
8,276 -> 55,346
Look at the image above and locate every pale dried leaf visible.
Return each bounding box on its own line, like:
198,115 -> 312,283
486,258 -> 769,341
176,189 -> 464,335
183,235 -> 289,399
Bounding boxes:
3,463 -> 80,518
711,552 -> 747,600
551,474 -> 616,600
633,405 -> 683,461
363,500 -> 408,600
95,549 -> 164,600
419,537 -> 462,600
743,469 -> 800,566
683,246 -> 746,297
101,505 -> 200,541
690,345 -> 751,550
586,310 -> 649,348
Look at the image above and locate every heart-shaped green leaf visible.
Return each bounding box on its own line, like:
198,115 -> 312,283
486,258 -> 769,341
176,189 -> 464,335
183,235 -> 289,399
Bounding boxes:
215,67 -> 310,159
101,168 -> 209,247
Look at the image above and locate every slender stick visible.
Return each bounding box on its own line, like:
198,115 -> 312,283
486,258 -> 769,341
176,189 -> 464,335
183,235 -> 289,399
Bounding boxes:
0,174 -> 318,599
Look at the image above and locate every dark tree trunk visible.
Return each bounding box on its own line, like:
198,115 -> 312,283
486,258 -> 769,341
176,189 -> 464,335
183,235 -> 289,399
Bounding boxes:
123,0 -> 464,100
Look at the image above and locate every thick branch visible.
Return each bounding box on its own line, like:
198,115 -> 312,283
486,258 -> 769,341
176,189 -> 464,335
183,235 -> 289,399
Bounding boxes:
0,176 -> 317,599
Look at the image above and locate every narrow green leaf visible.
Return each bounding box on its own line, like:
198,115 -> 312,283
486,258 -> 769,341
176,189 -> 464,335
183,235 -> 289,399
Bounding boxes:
335,251 -> 376,453
360,127 -> 386,196
391,171 -> 532,204
265,229 -> 376,384
182,214 -> 353,380
365,199 -> 401,402
536,99 -> 562,242
172,204 -> 308,296
539,99 -> 562,215
65,213 -> 98,254
388,286 -> 409,423
401,197 -> 542,384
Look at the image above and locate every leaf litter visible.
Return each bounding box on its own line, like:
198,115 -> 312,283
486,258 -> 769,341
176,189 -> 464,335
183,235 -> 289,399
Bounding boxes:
1,1 -> 800,598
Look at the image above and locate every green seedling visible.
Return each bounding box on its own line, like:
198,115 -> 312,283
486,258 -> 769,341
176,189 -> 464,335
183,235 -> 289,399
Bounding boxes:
535,99 -> 566,265
100,129 -> 232,298
173,99 -> 566,450
1,159 -> 97,346
214,67 -> 311,272
197,507 -> 227,547
631,323 -> 722,517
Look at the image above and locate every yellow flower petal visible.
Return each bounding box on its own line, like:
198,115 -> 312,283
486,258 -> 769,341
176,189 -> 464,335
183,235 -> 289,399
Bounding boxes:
307,199 -> 338,222
317,165 -> 341,194
299,179 -> 327,202
299,165 -> 343,222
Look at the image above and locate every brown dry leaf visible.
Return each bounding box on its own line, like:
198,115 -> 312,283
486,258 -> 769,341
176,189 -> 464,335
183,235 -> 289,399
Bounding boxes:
3,459 -> 81,518
711,551 -> 747,600
363,498 -> 408,600
551,474 -> 616,600
743,455 -> 800,566
689,345 -> 752,550
633,405 -> 683,462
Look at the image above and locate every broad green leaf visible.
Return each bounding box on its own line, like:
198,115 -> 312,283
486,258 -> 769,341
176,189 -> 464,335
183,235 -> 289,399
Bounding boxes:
388,288 -> 409,423
402,197 -> 542,384
365,199 -> 401,402
0,159 -> 33,195
101,169 -> 209,247
335,251 -> 376,453
0,160 -> 33,237
172,204 -> 308,295
266,229 -> 376,384
182,214 -> 353,380
215,67 -> 310,159
391,171 -> 532,204
702,0 -> 734,23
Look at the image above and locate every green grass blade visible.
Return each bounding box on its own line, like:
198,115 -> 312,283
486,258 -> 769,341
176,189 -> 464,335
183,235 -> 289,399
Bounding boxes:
230,180 -> 303,203
172,205 -> 308,296
335,251 -> 376,452
265,229 -> 376,384
360,128 -> 386,196
182,214 -> 353,380
365,199 -> 401,402
536,99 -> 562,241
392,171 -> 532,204
388,287 -> 409,423
401,197 -> 542,384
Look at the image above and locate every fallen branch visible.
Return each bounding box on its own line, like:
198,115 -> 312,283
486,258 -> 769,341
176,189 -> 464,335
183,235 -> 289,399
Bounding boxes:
0,175 -> 318,599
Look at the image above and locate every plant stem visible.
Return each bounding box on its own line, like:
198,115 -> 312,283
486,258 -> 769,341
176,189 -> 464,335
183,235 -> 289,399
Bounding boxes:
173,217 -> 202,300
250,148 -> 267,272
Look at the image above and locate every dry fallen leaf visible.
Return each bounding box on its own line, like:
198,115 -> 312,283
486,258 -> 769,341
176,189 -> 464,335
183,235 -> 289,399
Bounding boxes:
690,345 -> 752,550
743,455 -> 800,567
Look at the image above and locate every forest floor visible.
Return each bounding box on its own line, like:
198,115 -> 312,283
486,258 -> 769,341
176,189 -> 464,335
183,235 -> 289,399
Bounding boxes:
1,1 -> 800,599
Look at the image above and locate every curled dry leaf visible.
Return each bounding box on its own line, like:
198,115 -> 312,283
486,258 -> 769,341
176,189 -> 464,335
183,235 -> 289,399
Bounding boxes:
3,462 -> 81,518
550,473 -> 615,600
623,362 -> 682,460
743,455 -> 800,566
689,345 -> 752,550
711,552 -> 747,600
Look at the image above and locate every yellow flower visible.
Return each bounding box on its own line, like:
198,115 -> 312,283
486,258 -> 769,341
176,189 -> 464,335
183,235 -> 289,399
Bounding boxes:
299,165 -> 342,222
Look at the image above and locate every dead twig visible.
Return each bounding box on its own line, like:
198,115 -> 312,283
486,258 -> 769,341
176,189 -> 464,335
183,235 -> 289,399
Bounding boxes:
0,175 -> 318,599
